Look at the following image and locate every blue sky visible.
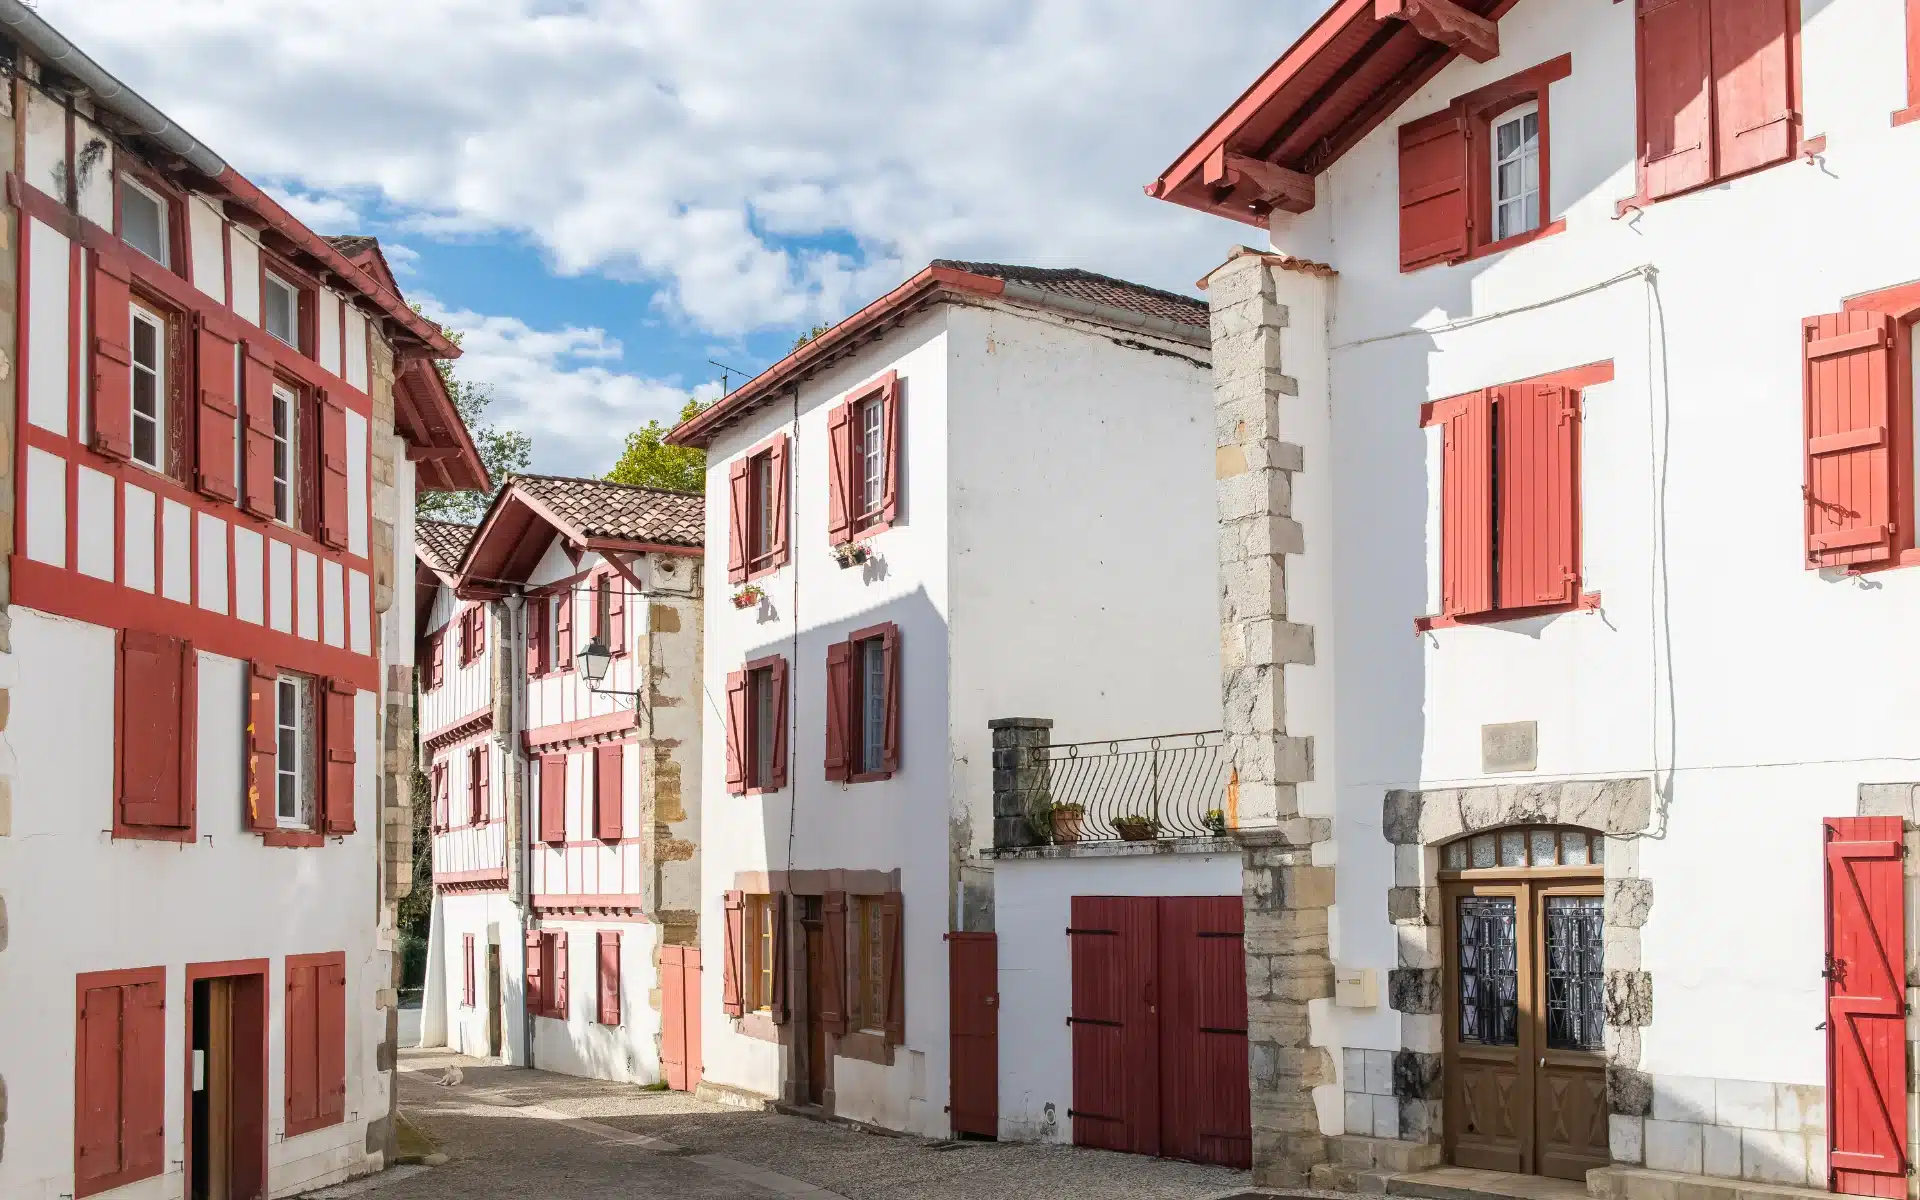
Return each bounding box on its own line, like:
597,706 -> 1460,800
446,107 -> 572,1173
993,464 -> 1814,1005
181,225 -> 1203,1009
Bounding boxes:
42,0 -> 1318,478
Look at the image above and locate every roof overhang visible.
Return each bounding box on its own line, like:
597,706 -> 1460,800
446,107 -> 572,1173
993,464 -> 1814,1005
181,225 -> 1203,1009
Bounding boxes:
1147,0 -> 1512,227
398,357 -> 489,493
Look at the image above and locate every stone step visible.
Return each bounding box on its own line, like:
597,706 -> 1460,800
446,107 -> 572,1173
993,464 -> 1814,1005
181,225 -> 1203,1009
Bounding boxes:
1587,1166 -> 1839,1200
1387,1166 -> 1591,1200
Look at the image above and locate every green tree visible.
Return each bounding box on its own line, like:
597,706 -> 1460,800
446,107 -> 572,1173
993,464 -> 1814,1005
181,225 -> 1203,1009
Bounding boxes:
415,320 -> 533,524
605,397 -> 710,493
793,323 -> 831,351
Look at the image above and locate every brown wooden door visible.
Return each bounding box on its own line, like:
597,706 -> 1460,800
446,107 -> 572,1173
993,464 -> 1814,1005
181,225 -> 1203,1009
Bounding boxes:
1157,897 -> 1251,1169
1533,884 -> 1608,1181
805,921 -> 828,1107
486,945 -> 502,1058
948,933 -> 998,1138
660,945 -> 701,1093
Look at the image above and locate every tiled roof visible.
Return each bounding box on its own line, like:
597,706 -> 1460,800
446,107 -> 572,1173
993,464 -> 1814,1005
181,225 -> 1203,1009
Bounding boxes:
325,235 -> 379,258
932,260 -> 1209,329
511,475 -> 705,547
417,519 -> 478,574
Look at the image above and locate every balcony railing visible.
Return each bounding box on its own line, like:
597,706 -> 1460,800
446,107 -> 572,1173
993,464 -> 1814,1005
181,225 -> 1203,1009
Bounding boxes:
1012,730 -> 1229,847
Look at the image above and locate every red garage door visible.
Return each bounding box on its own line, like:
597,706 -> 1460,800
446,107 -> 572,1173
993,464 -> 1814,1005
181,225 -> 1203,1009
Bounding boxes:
1068,896 -> 1249,1169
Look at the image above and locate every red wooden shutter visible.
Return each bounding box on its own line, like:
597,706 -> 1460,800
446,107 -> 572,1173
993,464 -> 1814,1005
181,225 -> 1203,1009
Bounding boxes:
728,458 -> 752,583
286,963 -> 318,1128
246,661 -> 278,832
608,574 -> 626,654
824,643 -> 852,783
879,625 -> 901,775
597,931 -> 621,1025
118,631 -> 191,829
466,747 -> 481,825
827,402 -> 854,543
724,671 -> 748,794
539,754 -> 567,843
527,599 -> 547,676
241,343 -> 278,519
1804,311 -> 1897,569
464,934 -> 476,1006
595,742 -> 624,840
432,763 -> 448,831
1825,816 -> 1909,1198
1158,897 -> 1252,1169
880,890 -> 905,1045
478,745 -> 493,823
555,590 -> 574,670
880,377 -> 903,525
119,979 -> 166,1180
1496,384 -> 1581,610
1637,0 -> 1713,199
317,390 -> 348,548
524,930 -> 545,1016
318,960 -> 345,1121
321,679 -> 357,834
552,931 -> 570,1019
194,315 -> 240,502
768,657 -> 790,790
1398,111 -> 1470,272
1708,0 -> 1795,179
822,890 -> 849,1034
769,433 -> 792,568
76,985 -> 125,1186
1069,896 -> 1161,1156
769,893 -> 790,1025
90,251 -> 134,460
722,890 -> 746,1016
1438,391 -> 1495,617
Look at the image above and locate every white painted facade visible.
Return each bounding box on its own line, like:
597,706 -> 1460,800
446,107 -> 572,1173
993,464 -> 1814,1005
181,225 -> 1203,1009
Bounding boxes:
1168,0 -> 1920,1189
694,290 -> 1222,1136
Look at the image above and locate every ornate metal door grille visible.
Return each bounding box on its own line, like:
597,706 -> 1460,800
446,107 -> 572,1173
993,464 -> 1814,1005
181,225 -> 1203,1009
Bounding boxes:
1544,896 -> 1604,1051
1458,896 -> 1518,1045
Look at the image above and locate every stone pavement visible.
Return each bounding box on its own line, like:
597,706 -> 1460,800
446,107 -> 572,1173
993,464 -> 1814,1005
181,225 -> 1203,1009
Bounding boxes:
339,1048 -> 1258,1200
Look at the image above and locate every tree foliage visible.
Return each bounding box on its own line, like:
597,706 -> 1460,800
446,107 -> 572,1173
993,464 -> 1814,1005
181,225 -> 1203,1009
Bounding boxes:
414,321 -> 533,524
605,397 -> 710,494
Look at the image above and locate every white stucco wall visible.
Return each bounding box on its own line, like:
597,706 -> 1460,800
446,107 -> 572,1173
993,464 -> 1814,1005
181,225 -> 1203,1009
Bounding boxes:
430,891 -> 525,1064
528,919 -> 663,1085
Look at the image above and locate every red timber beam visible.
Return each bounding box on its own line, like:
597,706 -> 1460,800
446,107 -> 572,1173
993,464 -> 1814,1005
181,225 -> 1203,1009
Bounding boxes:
1374,0 -> 1499,63
1203,146 -> 1316,214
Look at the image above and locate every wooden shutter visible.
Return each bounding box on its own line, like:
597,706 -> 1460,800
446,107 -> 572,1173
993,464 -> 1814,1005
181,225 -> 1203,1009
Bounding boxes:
1496,384 -> 1581,609
467,747 -> 484,825
117,631 -> 193,829
240,343 -> 278,519
194,314 -> 240,501
90,251 -> 135,460
1825,816 -> 1909,1198
595,742 -> 624,840
286,963 -> 318,1128
768,657 -> 790,790
768,434 -> 792,568
821,890 -> 849,1034
608,573 -> 626,654
724,671 -> 748,794
318,389 -> 350,548
1437,391 -> 1496,617
1398,111 -> 1470,272
321,679 -> 357,834
769,893 -> 791,1025
464,934 -> 477,1007
879,626 -> 901,775
527,598 -> 547,676
1804,311 -> 1897,569
880,377 -> 903,525
432,763 -> 448,831
76,978 -> 164,1191
827,402 -> 854,543
551,931 -> 570,1019
824,643 -> 852,782
722,890 -> 746,1016
554,590 -> 574,671
539,754 -> 567,843
119,979 -> 166,1182
598,931 -> 621,1025
880,890 -> 905,1045
1708,0 -> 1795,179
77,984 -> 125,1186
1637,0 -> 1713,199
318,960 -> 346,1122
246,661 -> 278,832
524,930 -> 545,1017
728,458 -> 752,583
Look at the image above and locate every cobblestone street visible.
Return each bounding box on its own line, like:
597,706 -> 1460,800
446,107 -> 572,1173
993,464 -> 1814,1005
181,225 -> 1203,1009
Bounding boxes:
328,1051 -> 1256,1200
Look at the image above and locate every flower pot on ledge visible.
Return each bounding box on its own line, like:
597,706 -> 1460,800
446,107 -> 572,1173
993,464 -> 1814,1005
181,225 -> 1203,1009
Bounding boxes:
1114,817 -> 1158,842
1051,808 -> 1085,845
731,587 -> 763,610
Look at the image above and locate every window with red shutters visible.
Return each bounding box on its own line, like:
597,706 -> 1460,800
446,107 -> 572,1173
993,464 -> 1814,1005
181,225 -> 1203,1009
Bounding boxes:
594,742 -> 624,840
1399,111 -> 1470,272
246,661 -> 279,833
1803,310 -> 1898,570
554,589 -> 574,674
550,931 -> 570,1020
116,631 -> 196,839
463,934 -> 477,1008
525,930 -> 545,1017
1633,0 -> 1799,205
285,953 -> 346,1137
74,968 -> 166,1199
722,890 -> 746,1017
828,374 -> 903,542
597,931 -> 622,1026
527,597 -> 549,677
735,656 -> 788,795
729,434 -> 791,583
830,625 -> 898,783
91,250 -> 136,461
194,311 -> 241,503
539,754 -> 567,843
469,744 -> 491,826
424,629 -> 445,692
240,341 -> 279,520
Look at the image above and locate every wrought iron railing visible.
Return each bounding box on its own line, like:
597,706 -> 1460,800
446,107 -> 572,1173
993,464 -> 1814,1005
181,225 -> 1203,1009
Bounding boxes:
1013,730 -> 1230,846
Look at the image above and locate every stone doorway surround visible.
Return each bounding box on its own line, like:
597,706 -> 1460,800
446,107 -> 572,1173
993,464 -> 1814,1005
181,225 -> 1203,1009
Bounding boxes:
1374,779 -> 1655,1169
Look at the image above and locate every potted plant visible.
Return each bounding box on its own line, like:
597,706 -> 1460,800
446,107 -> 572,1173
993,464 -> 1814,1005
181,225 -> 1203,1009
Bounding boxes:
1051,802 -> 1087,845
731,584 -> 765,610
831,542 -> 871,569
1204,808 -> 1228,836
1114,813 -> 1159,842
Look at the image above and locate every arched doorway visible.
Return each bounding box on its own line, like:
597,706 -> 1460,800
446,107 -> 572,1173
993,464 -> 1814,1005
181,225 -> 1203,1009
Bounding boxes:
1440,825 -> 1607,1181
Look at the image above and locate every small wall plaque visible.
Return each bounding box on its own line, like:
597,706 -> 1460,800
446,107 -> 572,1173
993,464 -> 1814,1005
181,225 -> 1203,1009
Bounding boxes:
1482,721 -> 1538,774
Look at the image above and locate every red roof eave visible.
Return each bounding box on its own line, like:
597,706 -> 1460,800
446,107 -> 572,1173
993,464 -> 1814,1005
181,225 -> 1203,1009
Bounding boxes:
399,358 -> 490,494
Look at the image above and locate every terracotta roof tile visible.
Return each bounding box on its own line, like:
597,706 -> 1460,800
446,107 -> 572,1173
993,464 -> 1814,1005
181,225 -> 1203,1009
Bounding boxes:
511,474 -> 705,548
325,235 -> 379,257
932,260 -> 1209,328
416,519 -> 478,574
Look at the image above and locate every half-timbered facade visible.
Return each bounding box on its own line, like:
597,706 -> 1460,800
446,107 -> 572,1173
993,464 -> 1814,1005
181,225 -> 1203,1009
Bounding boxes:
1148,1 -> 1920,1197
0,11 -> 485,1198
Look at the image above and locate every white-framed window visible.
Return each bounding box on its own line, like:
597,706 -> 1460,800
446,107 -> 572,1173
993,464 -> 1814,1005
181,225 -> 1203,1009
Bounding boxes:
264,271 -> 299,347
1491,101 -> 1541,242
271,382 -> 297,525
751,450 -> 774,562
275,674 -> 314,827
119,175 -> 170,267
858,396 -> 886,518
858,636 -> 885,775
129,303 -> 166,471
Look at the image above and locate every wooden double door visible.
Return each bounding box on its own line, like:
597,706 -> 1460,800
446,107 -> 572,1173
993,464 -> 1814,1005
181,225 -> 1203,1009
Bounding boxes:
1443,876 -> 1607,1181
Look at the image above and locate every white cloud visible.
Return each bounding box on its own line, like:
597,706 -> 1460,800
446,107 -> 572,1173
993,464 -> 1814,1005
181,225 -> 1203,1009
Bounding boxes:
381,242 -> 422,275
40,0 -> 1316,336
418,296 -> 718,478
264,186 -> 362,233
